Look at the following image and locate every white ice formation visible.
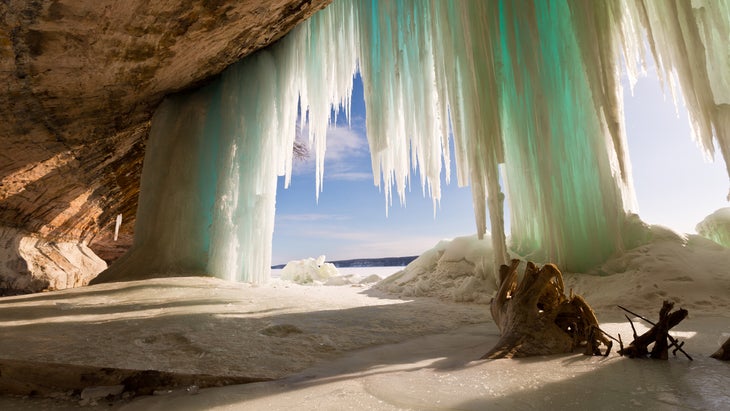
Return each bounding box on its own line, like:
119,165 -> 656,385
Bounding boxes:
113,214 -> 122,242
96,0 -> 730,284
696,207 -> 730,248
281,255 -> 339,284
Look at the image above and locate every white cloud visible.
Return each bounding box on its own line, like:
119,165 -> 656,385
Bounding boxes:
292,227 -> 450,258
325,126 -> 368,161
291,125 -> 372,181
276,213 -> 350,222
303,228 -> 380,241
351,236 -> 446,258
326,171 -> 373,181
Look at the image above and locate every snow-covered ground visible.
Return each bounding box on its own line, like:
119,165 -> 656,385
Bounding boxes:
1,230 -> 729,410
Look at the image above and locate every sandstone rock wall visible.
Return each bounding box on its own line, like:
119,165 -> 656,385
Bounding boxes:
0,226 -> 107,294
0,0 -> 331,292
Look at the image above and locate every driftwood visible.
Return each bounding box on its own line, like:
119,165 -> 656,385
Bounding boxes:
617,301 -> 691,360
711,337 -> 730,360
483,260 -> 611,359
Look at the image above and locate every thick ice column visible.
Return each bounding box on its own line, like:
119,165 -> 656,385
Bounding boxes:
91,89 -> 220,283
206,52 -> 285,283
485,164 -> 509,267
95,57 -> 293,284
496,0 -> 631,271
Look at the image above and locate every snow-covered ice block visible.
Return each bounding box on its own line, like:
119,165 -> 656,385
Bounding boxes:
281,255 -> 339,284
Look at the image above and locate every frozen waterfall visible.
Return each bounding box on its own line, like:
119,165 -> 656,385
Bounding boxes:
94,0 -> 730,284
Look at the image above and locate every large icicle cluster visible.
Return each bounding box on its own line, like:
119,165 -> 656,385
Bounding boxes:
95,0 -> 730,284
622,0 -> 730,193
93,1 -> 360,283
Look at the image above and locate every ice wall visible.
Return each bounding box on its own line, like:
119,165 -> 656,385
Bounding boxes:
96,0 -> 730,284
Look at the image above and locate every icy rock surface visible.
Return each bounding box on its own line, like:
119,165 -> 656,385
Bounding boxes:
696,207 -> 730,248
281,256 -> 339,284
377,235 -> 497,303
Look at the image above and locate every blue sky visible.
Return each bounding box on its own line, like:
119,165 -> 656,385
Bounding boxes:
272,72 -> 728,265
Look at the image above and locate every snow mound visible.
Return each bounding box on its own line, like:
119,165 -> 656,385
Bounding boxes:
696,207 -> 730,248
575,223 -> 730,315
375,235 -> 498,303
375,222 -> 730,314
280,256 -> 339,284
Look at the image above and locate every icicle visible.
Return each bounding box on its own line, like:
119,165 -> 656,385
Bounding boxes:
94,0 -> 360,283
113,214 -> 122,242
618,1 -> 730,167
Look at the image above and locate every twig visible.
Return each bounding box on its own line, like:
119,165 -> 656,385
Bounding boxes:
625,314 -> 638,339
618,334 -> 624,353
618,305 -> 656,326
672,341 -> 684,357
670,340 -> 692,361
617,305 -> 693,361
596,327 -> 620,343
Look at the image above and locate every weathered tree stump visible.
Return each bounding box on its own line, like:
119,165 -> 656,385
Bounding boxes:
711,337 -> 730,360
617,301 -> 690,360
482,260 -> 610,359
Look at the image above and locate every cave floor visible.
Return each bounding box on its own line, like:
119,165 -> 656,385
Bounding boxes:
0,276 -> 728,410
0,276 -> 489,408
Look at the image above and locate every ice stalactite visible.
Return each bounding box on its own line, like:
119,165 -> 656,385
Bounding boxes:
95,0 -> 730,284
494,0 -> 636,270
354,0 -> 637,271
353,0 -> 729,271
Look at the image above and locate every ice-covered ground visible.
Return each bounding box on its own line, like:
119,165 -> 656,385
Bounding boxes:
1,230 -> 730,410
120,319 -> 730,411
124,228 -> 730,410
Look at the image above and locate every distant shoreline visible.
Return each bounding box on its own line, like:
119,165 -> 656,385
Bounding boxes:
271,256 -> 418,269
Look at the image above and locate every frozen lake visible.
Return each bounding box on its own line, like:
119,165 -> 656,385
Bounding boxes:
271,266 -> 404,279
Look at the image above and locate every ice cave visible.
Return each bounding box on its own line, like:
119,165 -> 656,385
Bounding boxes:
1,0 -> 730,409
